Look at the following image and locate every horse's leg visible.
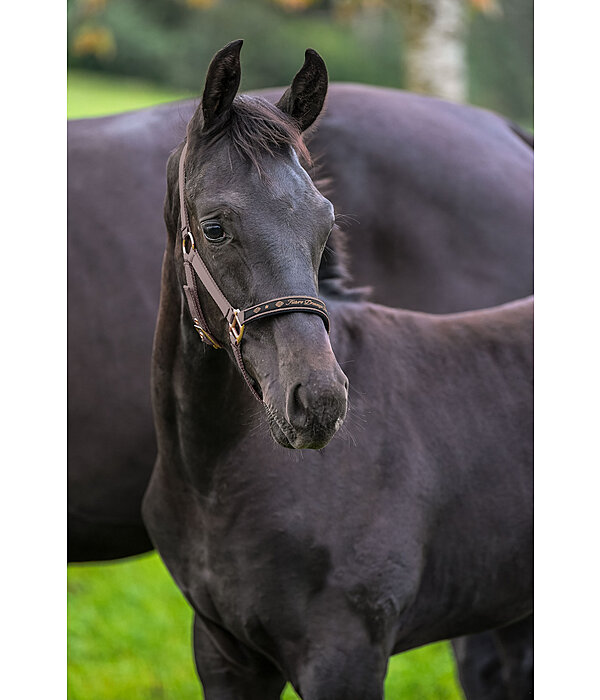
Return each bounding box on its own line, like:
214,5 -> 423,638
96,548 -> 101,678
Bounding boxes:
293,645 -> 386,700
291,620 -> 387,700
451,617 -> 533,700
192,614 -> 285,700
493,615 -> 533,700
452,632 -> 509,700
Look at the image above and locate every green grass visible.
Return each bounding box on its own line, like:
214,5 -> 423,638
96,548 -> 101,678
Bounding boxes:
68,553 -> 464,700
68,554 -> 198,699
67,70 -> 192,119
67,72 -> 464,699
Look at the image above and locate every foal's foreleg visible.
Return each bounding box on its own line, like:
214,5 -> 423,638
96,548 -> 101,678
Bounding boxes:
292,627 -> 387,700
192,614 -> 285,700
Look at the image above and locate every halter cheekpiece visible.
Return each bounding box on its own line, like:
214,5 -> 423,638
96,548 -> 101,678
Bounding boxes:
178,141 -> 330,401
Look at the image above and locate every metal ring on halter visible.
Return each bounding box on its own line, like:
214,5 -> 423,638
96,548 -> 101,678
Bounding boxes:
229,309 -> 245,345
182,230 -> 195,255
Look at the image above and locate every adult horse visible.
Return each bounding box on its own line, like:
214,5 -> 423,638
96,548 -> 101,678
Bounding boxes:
142,40 -> 533,700
68,62 -> 533,565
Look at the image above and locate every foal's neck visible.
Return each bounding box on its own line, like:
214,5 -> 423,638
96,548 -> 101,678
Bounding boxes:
152,252 -> 258,491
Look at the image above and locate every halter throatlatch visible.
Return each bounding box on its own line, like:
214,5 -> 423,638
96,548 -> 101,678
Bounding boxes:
178,141 -> 330,402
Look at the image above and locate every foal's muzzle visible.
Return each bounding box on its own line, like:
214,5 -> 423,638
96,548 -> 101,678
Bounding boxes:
283,371 -> 348,449
261,337 -> 349,450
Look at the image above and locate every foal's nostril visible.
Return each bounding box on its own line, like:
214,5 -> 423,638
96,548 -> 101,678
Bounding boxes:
285,375 -> 348,435
287,383 -> 310,429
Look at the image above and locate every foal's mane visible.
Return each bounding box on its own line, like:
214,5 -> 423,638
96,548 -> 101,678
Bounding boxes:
200,95 -> 368,302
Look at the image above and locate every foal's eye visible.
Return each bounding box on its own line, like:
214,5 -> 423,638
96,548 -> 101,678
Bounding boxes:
201,220 -> 225,242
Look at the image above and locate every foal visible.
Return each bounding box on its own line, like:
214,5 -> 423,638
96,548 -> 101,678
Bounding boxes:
143,41 -> 532,699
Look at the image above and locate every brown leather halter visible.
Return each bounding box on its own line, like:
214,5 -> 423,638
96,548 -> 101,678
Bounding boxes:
178,141 -> 330,402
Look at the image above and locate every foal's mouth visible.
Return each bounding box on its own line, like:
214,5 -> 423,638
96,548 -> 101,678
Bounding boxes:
264,403 -> 297,450
263,401 -> 346,450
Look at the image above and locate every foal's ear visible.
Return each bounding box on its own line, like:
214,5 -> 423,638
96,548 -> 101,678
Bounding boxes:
193,39 -> 243,133
276,49 -> 328,132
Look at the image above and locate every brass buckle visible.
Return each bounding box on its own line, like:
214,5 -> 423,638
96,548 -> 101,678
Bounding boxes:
182,229 -> 195,256
193,318 -> 221,349
228,309 -> 245,345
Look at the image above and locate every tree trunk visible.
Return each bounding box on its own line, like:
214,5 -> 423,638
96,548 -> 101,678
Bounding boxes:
398,0 -> 468,103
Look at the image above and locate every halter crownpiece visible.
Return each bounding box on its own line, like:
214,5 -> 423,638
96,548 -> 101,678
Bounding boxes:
177,141 -> 331,401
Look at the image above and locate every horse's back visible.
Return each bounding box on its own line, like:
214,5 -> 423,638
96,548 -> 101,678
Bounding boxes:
303,85 -> 533,312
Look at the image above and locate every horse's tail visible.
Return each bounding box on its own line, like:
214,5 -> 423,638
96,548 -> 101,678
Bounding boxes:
507,120 -> 534,150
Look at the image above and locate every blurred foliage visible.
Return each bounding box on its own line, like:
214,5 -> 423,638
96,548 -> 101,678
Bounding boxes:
67,0 -> 402,95
469,0 -> 533,123
67,0 -> 532,123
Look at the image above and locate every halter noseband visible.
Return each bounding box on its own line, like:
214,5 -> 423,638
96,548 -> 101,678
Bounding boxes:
178,141 -> 330,402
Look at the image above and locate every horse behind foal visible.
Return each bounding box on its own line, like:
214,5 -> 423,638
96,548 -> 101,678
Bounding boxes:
143,41 -> 533,700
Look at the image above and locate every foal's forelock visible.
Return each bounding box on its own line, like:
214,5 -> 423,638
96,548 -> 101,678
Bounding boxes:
192,95 -> 312,175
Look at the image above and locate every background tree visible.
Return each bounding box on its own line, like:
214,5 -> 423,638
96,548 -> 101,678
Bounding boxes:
67,0 -> 532,124
275,0 -> 502,102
